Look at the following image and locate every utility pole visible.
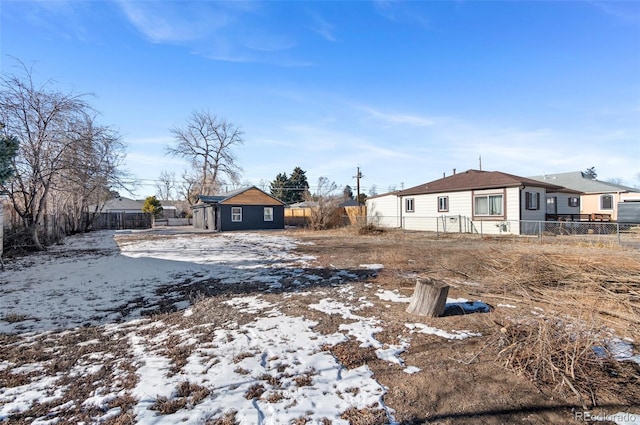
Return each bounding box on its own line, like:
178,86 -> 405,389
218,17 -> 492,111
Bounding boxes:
479,155 -> 482,171
354,166 -> 364,205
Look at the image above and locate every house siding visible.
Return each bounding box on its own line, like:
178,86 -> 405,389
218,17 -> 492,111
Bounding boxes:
367,194 -> 401,227
547,193 -> 581,216
519,187 -> 546,221
219,205 -> 284,231
582,194 -> 618,220
373,187 -> 533,235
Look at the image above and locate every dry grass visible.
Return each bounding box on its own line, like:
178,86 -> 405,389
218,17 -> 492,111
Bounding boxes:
244,383 -> 266,400
492,311 -> 611,408
291,226 -> 640,415
340,405 -> 388,425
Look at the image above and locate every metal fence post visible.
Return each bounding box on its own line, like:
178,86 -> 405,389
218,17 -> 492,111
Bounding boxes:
617,223 -> 621,245
539,221 -> 542,243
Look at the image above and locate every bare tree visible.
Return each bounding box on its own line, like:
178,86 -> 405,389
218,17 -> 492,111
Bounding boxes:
56,115 -> 126,233
177,169 -> 200,206
304,176 -> 341,230
0,61 -> 92,249
167,110 -> 244,196
0,60 -> 127,247
156,170 -> 176,200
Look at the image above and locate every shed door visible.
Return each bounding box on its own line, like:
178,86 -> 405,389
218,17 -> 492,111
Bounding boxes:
546,196 -> 557,214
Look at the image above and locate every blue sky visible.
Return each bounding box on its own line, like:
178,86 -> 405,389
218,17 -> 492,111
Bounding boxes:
2,0 -> 639,198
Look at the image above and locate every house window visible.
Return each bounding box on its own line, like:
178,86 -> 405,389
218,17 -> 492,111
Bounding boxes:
264,207 -> 274,221
438,196 -> 449,212
525,192 -> 540,210
601,195 -> 613,210
474,194 -> 503,216
231,207 -> 242,222
568,197 -> 580,207
405,198 -> 415,213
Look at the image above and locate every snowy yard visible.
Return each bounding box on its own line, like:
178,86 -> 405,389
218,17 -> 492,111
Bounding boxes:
0,230 -> 483,424
0,229 -> 638,424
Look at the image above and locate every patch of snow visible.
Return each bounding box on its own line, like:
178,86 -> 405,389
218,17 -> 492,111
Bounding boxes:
360,263 -> 384,271
222,295 -> 275,314
405,323 -> 482,340
376,289 -> 411,303
594,338 -> 640,365
497,303 -> 517,309
403,366 -> 421,374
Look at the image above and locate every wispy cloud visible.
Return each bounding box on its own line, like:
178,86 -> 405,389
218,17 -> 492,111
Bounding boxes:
308,11 -> 338,42
588,1 -> 640,25
116,1 -> 226,43
372,0 -> 432,29
115,1 -> 310,66
6,0 -> 92,42
360,106 -> 438,127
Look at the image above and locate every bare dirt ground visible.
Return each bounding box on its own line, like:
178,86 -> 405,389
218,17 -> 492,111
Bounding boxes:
1,227 -> 639,424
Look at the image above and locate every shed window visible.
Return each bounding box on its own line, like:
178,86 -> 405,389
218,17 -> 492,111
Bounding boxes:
601,195 -> 613,210
568,197 -> 580,207
405,198 -> 415,213
231,207 -> 242,222
264,207 -> 273,221
474,194 -> 503,216
438,196 -> 449,212
525,192 -> 540,210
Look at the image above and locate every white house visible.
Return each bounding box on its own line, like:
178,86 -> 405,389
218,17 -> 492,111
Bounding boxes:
367,169 -> 580,235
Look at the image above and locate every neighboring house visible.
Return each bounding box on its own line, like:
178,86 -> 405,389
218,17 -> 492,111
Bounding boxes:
159,201 -> 178,219
529,171 -> 640,221
192,186 -> 285,231
99,197 -> 145,213
87,197 -> 151,230
366,169 -> 580,235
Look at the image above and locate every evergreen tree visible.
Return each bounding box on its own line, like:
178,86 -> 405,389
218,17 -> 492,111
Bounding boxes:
142,196 -> 164,219
584,167 -> 597,179
287,166 -> 309,204
270,172 -> 289,202
343,185 -> 354,200
0,124 -> 19,185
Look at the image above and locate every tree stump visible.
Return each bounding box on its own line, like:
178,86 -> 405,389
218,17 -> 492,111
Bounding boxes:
406,278 -> 450,317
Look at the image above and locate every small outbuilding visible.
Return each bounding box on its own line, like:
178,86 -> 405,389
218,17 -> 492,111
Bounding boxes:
192,186 -> 285,231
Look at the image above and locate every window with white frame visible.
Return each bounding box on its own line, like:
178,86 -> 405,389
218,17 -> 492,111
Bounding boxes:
568,197 -> 580,207
438,196 -> 449,212
405,198 -> 415,213
231,207 -> 242,222
601,194 -> 613,210
525,192 -> 540,210
264,207 -> 274,221
474,194 -> 503,216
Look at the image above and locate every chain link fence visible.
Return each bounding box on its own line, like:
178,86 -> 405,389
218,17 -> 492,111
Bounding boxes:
358,214 -> 640,247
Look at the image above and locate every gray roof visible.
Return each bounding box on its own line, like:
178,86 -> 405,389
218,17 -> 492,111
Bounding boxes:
529,171 -> 639,194
100,197 -> 144,211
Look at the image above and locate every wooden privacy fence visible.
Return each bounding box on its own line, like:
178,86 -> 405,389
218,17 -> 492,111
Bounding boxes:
84,212 -> 152,230
284,206 -> 366,227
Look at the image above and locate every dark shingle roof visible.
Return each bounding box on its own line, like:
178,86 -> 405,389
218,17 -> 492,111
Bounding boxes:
397,169 -> 567,196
